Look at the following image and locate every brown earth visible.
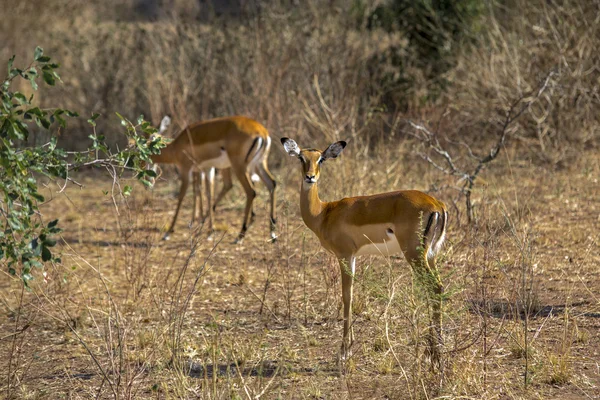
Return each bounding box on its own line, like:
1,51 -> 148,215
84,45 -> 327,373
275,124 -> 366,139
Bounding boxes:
1,149 -> 599,399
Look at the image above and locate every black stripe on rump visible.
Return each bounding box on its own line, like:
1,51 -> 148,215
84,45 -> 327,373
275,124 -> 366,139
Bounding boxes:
422,212 -> 439,247
244,137 -> 261,162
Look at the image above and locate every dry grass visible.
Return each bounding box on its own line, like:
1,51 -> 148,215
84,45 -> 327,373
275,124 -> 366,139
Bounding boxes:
1,0 -> 600,398
1,145 -> 599,399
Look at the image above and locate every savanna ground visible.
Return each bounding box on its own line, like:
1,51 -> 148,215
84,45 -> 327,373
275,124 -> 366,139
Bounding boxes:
2,0 -> 600,398
1,143 -> 599,399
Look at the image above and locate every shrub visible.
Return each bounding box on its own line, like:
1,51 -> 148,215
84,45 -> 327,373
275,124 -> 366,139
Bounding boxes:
0,47 -> 166,284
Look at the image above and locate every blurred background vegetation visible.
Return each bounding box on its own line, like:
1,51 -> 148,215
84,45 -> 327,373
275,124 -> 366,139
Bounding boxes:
1,0 -> 598,163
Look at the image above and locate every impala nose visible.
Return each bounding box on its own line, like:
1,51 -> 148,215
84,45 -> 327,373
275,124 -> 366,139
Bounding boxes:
305,174 -> 316,183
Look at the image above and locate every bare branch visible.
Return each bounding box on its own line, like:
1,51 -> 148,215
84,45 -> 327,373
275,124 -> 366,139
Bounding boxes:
408,69 -> 556,224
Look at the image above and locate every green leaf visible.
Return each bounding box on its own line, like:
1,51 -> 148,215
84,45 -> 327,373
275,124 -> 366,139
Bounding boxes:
29,78 -> 38,91
87,112 -> 100,126
123,185 -> 132,196
42,238 -> 57,247
8,68 -> 20,79
48,219 -> 59,228
26,107 -> 43,116
8,55 -> 15,71
31,191 -> 45,202
34,47 -> 44,61
37,56 -> 51,62
55,114 -> 66,128
13,92 -> 28,105
42,70 -> 55,86
41,246 -> 52,262
115,112 -> 129,127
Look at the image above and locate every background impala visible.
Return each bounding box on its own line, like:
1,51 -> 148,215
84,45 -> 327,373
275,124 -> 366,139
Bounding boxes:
149,115 -> 277,243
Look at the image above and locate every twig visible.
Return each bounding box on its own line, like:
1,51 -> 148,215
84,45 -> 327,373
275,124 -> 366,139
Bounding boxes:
408,69 -> 556,223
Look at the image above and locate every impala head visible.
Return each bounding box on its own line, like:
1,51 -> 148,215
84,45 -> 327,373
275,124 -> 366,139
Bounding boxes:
281,138 -> 347,184
143,115 -> 171,186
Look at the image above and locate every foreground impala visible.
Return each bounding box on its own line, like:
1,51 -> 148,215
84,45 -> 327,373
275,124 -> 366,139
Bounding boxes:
281,137 -> 447,361
150,116 -> 277,242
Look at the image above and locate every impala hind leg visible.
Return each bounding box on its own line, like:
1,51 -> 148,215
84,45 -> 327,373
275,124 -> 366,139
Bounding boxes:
403,217 -> 444,370
231,164 -> 256,244
338,256 -> 356,360
164,169 -> 191,240
426,253 -> 444,373
255,162 -> 277,242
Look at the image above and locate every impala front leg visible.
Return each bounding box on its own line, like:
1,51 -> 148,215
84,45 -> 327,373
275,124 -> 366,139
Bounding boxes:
164,170 -> 190,240
339,256 -> 356,360
204,168 -> 216,237
191,171 -> 204,226
212,168 -> 233,212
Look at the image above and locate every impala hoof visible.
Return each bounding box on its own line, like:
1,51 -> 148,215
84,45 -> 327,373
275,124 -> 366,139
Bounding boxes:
162,233 -> 171,241
339,340 -> 353,362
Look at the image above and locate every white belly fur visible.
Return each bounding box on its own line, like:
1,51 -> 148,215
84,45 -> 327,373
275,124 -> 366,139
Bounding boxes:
198,151 -> 231,169
355,234 -> 402,257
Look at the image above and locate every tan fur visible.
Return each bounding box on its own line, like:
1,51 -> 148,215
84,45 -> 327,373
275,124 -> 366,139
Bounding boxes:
282,139 -> 447,359
151,116 -> 277,242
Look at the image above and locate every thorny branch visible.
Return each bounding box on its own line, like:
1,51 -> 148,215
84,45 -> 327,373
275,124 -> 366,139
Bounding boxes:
408,70 -> 556,223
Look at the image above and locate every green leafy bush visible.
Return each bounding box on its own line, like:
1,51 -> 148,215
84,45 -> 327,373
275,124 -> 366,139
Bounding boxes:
365,0 -> 485,106
0,47 -> 166,285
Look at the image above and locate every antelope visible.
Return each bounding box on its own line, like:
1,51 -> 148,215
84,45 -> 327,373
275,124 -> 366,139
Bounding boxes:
149,116 -> 277,243
157,116 -> 237,228
281,137 -> 447,362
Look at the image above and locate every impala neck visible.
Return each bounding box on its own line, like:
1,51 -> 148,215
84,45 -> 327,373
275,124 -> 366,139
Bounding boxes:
300,181 -> 325,232
150,145 -> 174,164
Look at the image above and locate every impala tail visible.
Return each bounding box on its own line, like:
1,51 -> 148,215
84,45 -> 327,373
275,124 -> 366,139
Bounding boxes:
423,209 -> 448,258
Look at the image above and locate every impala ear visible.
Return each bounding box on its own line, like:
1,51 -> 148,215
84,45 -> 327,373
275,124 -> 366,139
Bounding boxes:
321,141 -> 347,161
281,137 -> 300,157
159,115 -> 171,134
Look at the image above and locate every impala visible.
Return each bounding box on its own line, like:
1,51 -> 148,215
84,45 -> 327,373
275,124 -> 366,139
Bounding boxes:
158,116 -> 237,228
281,137 -> 447,361
150,116 -> 277,243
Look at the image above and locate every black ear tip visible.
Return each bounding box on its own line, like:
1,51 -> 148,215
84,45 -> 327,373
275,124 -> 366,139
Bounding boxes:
280,137 -> 289,144
340,141 -> 347,147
